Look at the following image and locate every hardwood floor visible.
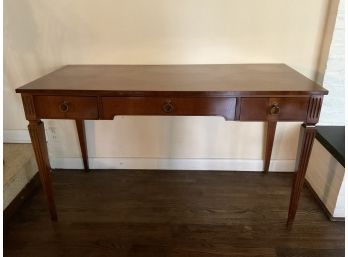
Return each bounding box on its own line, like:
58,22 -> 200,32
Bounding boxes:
4,170 -> 344,257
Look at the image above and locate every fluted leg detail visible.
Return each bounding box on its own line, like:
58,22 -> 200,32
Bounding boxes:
287,124 -> 316,227
28,120 -> 57,221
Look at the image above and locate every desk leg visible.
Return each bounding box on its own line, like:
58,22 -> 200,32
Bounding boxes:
28,120 -> 57,221
75,120 -> 89,170
264,120 -> 277,173
287,124 -> 316,227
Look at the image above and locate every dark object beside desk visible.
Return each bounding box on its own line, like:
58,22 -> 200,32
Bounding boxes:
15,64 -> 328,226
316,126 -> 345,167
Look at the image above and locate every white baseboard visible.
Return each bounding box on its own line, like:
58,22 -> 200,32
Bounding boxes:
50,157 -> 296,172
4,129 -> 296,172
333,208 -> 345,218
4,130 -> 31,143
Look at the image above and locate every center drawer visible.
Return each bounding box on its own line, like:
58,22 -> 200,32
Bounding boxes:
101,97 -> 236,120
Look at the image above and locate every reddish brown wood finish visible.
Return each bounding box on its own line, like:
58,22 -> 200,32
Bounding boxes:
21,94 -> 37,120
28,120 -> 57,221
240,97 -> 309,121
15,64 -> 328,96
75,120 -> 89,170
239,98 -> 269,120
16,64 -> 328,225
264,120 -> 277,173
269,97 -> 309,120
306,96 -> 324,124
287,124 -> 316,226
101,97 -> 236,120
34,96 -> 98,119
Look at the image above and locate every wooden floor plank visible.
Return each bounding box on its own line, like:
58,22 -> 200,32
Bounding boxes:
4,170 -> 345,257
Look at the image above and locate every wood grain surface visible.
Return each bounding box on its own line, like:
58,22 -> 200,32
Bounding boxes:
4,170 -> 344,257
15,64 -> 328,96
101,96 -> 236,120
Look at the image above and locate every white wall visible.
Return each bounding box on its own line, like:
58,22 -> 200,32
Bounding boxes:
4,0 -> 331,170
319,0 -> 345,125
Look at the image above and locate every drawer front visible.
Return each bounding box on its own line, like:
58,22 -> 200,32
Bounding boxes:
34,96 -> 98,119
240,97 -> 309,121
101,97 -> 236,120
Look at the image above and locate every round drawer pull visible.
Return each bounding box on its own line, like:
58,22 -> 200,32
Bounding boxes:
270,103 -> 280,115
59,101 -> 69,113
162,101 -> 174,113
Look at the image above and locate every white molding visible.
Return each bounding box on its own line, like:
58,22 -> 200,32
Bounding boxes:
3,129 -> 296,172
3,130 -> 31,143
50,157 -> 296,172
333,208 -> 345,218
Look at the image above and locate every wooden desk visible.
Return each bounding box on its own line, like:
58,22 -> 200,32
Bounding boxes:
16,64 -> 328,226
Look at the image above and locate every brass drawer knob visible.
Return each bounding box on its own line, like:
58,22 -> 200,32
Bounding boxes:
270,103 -> 280,115
162,101 -> 174,113
59,101 -> 69,113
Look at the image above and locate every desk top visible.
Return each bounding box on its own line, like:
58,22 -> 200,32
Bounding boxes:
16,64 -> 328,97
